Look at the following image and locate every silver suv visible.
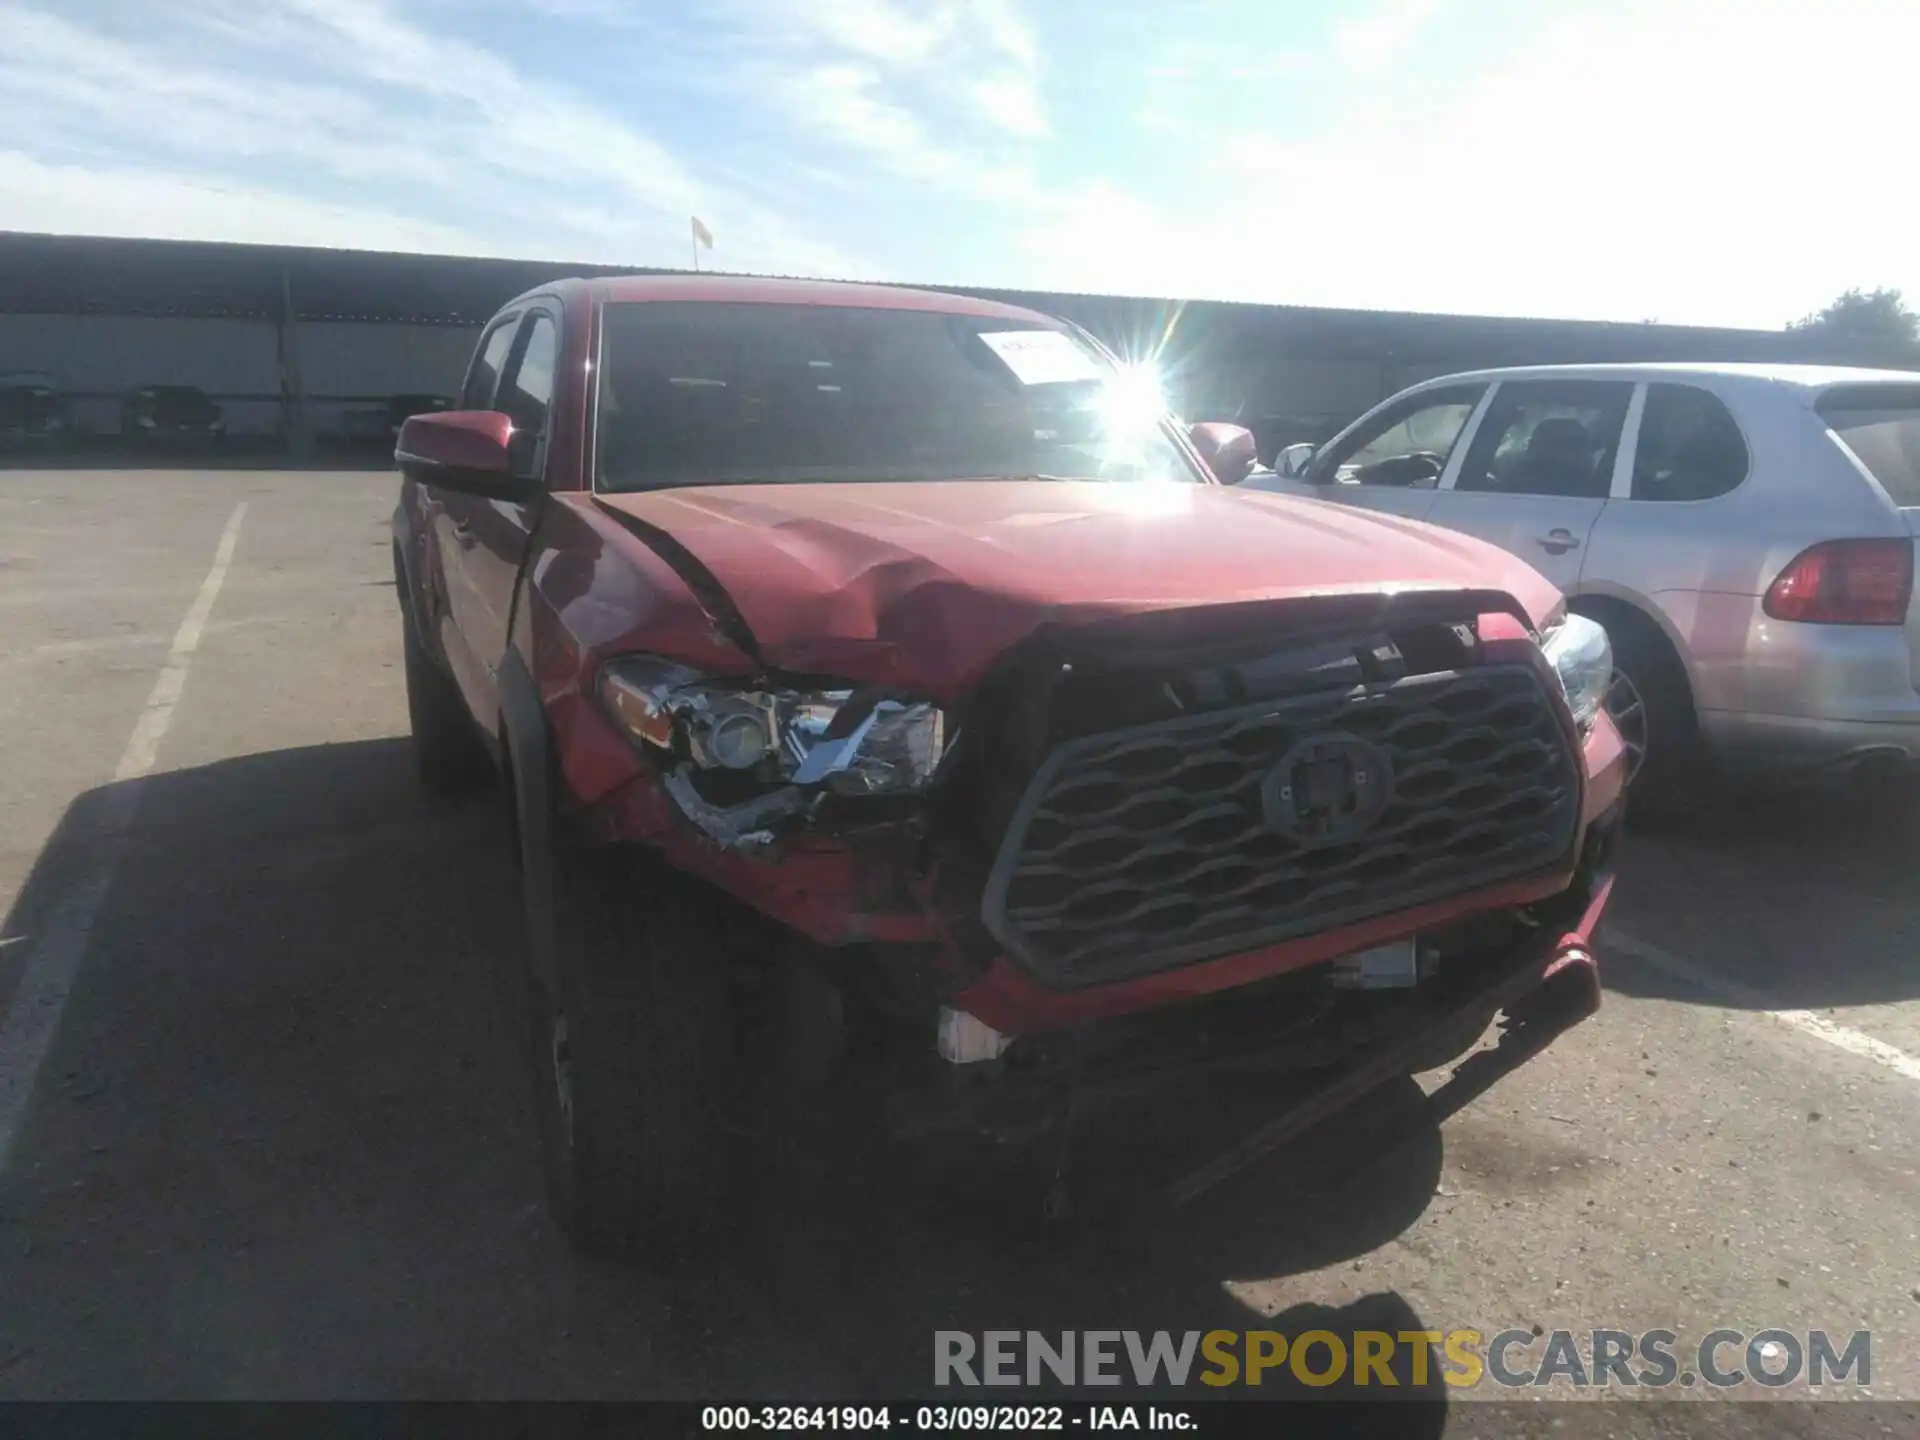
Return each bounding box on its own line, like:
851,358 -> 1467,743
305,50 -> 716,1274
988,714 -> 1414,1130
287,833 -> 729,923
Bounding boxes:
1244,364 -> 1920,802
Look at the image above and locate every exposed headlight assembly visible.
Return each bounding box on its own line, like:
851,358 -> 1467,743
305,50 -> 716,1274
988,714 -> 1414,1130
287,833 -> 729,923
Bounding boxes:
597,656 -> 948,797
1540,613 -> 1612,732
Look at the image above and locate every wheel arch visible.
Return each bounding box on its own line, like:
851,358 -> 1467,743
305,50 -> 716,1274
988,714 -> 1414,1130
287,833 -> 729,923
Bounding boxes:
1566,584 -> 1699,710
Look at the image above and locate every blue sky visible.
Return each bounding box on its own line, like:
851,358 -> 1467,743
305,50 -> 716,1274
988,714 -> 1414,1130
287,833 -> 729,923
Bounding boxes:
1,0 -> 1914,328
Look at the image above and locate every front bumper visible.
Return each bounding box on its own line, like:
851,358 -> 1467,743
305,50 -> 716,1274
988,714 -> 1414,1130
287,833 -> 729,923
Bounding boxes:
589,676 -> 1628,1041
1166,882 -> 1607,1206
884,799 -> 1619,1169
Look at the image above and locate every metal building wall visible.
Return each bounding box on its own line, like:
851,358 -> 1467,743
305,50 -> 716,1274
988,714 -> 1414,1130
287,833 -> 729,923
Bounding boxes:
0,313 -> 282,436
295,321 -> 482,439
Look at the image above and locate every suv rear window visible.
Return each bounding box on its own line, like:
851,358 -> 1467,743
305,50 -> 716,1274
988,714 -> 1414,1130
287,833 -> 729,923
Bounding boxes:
1818,383 -> 1920,506
1631,384 -> 1748,502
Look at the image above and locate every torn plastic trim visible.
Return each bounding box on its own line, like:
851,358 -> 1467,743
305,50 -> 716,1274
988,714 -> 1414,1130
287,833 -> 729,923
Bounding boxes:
661,766 -> 813,852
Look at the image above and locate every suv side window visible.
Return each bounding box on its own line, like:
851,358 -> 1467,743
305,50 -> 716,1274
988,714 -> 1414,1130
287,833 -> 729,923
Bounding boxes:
461,315 -> 520,409
498,312 -> 559,479
1310,385 -> 1485,489
1454,380 -> 1633,499
1631,384 -> 1749,502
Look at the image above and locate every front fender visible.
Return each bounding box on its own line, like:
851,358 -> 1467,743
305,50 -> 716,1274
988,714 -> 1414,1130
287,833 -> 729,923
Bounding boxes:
392,483 -> 445,651
500,644 -> 562,998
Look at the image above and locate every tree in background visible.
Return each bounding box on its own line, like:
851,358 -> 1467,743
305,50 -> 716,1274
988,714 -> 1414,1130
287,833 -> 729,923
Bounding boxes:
1786,288 -> 1920,366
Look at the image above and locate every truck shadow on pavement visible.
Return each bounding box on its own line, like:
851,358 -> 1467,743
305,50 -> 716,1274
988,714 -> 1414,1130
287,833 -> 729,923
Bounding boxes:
1604,780 -> 1920,1010
0,738 -> 1450,1427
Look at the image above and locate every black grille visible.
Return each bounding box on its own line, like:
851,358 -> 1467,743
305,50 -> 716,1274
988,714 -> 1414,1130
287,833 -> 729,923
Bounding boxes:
980,665 -> 1581,988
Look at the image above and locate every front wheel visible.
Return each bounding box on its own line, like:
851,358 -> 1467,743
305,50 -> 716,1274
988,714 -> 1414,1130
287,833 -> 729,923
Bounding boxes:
523,828 -> 737,1262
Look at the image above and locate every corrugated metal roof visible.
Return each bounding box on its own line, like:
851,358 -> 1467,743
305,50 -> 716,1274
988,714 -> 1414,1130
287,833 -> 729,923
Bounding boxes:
0,229 -> 1816,367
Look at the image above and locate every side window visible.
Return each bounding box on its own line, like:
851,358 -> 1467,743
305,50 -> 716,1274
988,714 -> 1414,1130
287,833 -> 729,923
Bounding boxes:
1311,386 -> 1485,489
1454,380 -> 1633,499
498,312 -> 559,479
1631,384 -> 1749,502
460,316 -> 519,409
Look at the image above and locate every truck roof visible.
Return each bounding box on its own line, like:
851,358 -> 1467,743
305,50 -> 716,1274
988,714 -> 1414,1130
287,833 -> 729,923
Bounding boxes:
526,273 -> 1061,325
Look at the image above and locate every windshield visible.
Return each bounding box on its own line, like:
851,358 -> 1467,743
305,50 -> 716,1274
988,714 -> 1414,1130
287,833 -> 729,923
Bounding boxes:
1819,383 -> 1920,507
593,301 -> 1198,492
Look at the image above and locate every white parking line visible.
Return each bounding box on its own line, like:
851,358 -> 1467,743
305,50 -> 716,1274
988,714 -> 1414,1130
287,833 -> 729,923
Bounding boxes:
0,502 -> 247,1171
1607,927 -> 1920,1085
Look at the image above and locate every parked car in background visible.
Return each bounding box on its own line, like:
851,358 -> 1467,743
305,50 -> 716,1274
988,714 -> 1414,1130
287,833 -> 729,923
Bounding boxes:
344,393 -> 454,446
1246,413 -> 1344,469
0,371 -> 68,447
122,385 -> 225,446
392,275 -> 1624,1260
1245,364 -> 1920,806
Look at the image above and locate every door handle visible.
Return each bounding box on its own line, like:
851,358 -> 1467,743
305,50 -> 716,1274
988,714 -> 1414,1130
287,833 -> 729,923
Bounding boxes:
1536,528 -> 1580,555
450,518 -> 475,545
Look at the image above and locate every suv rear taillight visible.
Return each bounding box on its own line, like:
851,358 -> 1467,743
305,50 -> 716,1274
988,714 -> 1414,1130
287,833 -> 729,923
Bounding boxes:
1763,539 -> 1914,625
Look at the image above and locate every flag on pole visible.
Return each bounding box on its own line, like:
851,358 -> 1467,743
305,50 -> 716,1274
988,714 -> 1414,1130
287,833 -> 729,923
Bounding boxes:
691,215 -> 714,271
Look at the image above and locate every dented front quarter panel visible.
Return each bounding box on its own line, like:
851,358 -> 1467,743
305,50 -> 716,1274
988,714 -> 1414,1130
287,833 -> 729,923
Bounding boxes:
519,495 -> 937,947
526,495 -> 756,811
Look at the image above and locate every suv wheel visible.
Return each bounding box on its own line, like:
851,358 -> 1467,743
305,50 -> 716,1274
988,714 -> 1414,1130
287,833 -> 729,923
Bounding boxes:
400,594 -> 492,799
1603,666 -> 1650,785
524,827 -> 736,1262
1589,612 -> 1704,820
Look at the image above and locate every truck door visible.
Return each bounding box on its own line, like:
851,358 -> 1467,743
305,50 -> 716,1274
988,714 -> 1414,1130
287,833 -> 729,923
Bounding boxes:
434,306 -> 559,730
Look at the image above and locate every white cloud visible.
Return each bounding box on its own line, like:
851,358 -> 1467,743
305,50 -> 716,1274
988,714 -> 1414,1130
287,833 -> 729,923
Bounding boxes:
0,0 -> 863,277
6,0 -> 1914,329
787,64 -> 936,169
969,73 -> 1050,139
744,0 -> 1050,177
1332,0 -> 1442,74
798,0 -> 955,64
1018,0 -> 1920,327
0,150 -> 489,255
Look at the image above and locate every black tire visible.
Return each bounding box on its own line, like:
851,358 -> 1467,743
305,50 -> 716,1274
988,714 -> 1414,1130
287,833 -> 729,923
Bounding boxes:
523,823 -> 737,1262
400,591 -> 492,799
1588,609 -> 1705,822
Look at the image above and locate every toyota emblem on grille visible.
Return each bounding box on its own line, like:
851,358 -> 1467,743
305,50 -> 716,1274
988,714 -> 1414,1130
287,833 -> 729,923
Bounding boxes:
1260,733 -> 1394,846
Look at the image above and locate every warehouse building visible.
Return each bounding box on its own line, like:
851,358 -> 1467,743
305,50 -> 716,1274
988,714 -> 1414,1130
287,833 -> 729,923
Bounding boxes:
0,230 -> 1833,461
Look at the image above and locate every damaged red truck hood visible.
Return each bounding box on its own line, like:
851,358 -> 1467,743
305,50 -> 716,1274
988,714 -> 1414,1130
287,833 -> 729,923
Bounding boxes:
590,480 -> 1560,698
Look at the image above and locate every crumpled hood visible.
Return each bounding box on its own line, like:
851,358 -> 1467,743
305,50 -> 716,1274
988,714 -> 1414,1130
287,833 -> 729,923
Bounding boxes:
591,481 -> 1560,698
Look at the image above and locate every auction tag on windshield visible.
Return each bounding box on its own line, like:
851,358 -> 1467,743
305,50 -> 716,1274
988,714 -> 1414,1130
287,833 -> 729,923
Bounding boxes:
979,329 -> 1104,386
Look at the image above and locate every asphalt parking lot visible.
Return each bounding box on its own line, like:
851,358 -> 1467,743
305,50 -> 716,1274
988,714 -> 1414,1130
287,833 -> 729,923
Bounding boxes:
3,468 -> 1920,1429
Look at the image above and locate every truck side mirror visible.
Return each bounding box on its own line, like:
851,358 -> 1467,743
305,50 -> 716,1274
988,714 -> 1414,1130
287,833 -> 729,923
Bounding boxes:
1188,421 -> 1258,484
396,411 -> 541,503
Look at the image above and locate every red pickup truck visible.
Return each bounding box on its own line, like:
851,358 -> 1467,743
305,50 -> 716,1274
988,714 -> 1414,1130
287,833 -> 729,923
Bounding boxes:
393,275 -> 1625,1259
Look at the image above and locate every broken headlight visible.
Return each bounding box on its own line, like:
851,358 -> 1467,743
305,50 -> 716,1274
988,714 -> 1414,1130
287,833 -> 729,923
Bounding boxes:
596,656 -> 948,795
1540,613 -> 1612,733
